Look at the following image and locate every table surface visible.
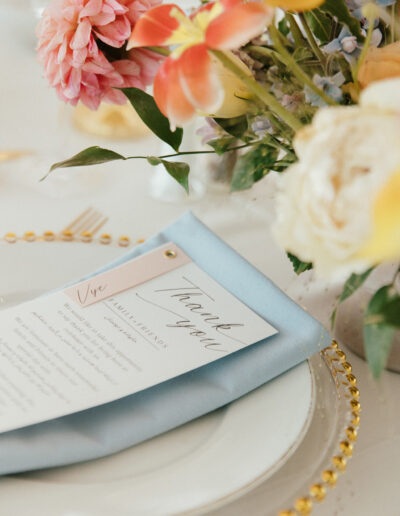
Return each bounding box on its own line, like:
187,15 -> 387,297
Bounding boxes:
1,4 -> 400,516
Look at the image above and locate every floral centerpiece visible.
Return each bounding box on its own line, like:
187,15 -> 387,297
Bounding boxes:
37,0 -> 400,376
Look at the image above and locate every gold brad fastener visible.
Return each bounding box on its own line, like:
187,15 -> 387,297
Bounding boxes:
164,249 -> 177,259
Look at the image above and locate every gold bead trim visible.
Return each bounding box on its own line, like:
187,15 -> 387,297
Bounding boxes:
277,340 -> 360,515
0,231 -> 142,248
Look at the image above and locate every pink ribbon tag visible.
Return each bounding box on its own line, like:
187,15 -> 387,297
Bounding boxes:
64,243 -> 191,307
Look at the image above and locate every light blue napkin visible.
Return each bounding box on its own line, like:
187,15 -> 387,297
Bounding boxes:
0,212 -> 330,475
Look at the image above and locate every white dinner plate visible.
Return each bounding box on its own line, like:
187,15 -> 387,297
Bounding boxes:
0,241 -> 315,516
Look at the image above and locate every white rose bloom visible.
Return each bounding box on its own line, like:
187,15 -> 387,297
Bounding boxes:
273,79 -> 400,281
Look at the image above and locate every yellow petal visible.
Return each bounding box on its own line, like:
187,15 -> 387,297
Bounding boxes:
358,169 -> 400,262
264,0 -> 324,11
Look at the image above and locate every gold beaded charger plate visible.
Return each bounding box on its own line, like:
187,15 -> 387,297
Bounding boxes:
0,239 -> 359,516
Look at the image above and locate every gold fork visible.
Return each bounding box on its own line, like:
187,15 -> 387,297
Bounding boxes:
60,207 -> 109,242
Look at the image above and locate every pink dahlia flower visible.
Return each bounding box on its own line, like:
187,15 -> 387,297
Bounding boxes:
37,0 -> 162,110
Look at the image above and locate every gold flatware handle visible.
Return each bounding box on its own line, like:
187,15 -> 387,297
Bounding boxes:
0,150 -> 33,163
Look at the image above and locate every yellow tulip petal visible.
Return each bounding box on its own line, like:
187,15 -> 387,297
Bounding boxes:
358,170 -> 400,262
264,0 -> 324,11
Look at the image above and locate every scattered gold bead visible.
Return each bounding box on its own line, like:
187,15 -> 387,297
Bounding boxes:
310,484 -> 326,502
277,511 -> 296,516
351,413 -> 360,427
61,230 -> 74,241
342,362 -> 352,373
164,249 -> 177,259
99,233 -> 111,245
346,426 -> 358,441
295,497 -> 312,515
5,232 -> 17,243
43,230 -> 55,241
336,349 -> 346,362
331,340 -> 338,349
346,373 -> 357,386
322,470 -> 337,487
349,386 -> 360,399
137,238 -> 145,244
350,399 -> 361,414
80,231 -> 93,243
340,440 -> 353,457
24,231 -> 36,242
118,236 -> 130,247
333,455 -> 347,472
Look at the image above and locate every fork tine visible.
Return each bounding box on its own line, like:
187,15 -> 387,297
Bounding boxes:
89,217 -> 109,235
74,210 -> 100,234
63,207 -> 93,232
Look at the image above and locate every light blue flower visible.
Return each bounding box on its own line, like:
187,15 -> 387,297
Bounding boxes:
305,73 -> 345,107
324,27 -> 361,64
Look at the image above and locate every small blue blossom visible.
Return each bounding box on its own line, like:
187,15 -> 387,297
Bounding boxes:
324,27 -> 361,64
305,73 -> 345,107
251,116 -> 273,138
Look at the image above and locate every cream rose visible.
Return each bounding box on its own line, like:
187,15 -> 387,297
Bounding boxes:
273,78 -> 400,281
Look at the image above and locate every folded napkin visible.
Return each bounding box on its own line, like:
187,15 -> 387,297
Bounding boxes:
0,212 -> 330,475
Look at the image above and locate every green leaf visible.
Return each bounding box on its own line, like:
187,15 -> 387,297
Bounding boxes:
207,135 -> 236,155
304,9 -> 332,45
292,47 -> 314,63
231,144 -> 279,191
287,252 -> 313,275
278,17 -> 290,37
121,88 -> 183,152
364,285 -> 400,378
331,268 -> 374,328
146,157 -> 189,193
320,0 -> 364,41
364,322 -> 395,379
214,115 -> 248,139
45,146 -> 126,178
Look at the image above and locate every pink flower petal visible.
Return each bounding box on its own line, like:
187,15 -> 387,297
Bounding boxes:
79,0 -> 102,18
70,18 -> 92,49
206,2 -> 273,50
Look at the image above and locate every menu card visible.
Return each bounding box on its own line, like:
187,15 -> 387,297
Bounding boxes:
0,243 -> 277,433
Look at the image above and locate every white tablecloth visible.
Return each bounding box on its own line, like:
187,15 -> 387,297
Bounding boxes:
1,3 -> 400,515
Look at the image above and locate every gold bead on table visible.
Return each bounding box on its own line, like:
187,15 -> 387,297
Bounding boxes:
295,497 -> 313,515
43,230 -> 55,241
137,238 -> 146,244
118,236 -> 130,247
351,413 -> 360,427
346,373 -> 357,386
277,511 -> 296,516
342,362 -> 352,373
4,232 -> 17,243
350,399 -> 361,414
332,455 -> 347,472
24,231 -> 36,242
340,440 -> 353,457
322,469 -> 338,487
61,230 -> 74,241
331,339 -> 338,349
80,231 -> 93,243
346,426 -> 358,441
310,483 -> 326,502
349,386 -> 360,399
99,233 -> 112,245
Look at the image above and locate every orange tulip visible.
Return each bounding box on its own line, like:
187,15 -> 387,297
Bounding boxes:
358,41 -> 400,89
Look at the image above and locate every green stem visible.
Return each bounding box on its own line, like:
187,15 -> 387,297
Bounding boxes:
352,11 -> 375,92
123,142 -> 257,161
211,50 -> 303,132
298,12 -> 326,67
251,37 -> 338,106
285,12 -> 308,48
